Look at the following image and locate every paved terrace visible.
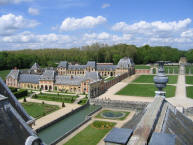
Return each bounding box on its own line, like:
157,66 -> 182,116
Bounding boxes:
98,67 -> 193,108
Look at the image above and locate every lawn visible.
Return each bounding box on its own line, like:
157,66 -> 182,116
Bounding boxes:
22,102 -> 60,119
186,86 -> 193,99
33,93 -> 78,103
164,66 -> 179,74
185,66 -> 193,74
95,110 -> 130,120
133,75 -> 178,84
186,76 -> 193,84
78,97 -> 88,105
0,70 -> 10,80
64,121 -> 116,145
116,84 -> 176,98
105,76 -> 115,81
135,65 -> 150,69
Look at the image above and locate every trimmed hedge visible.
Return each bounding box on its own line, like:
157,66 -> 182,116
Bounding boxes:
9,87 -> 18,92
13,89 -> 28,99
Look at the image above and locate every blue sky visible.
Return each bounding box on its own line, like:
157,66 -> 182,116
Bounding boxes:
0,0 -> 193,50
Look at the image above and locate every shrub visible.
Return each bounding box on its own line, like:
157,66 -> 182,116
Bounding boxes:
13,89 -> 28,99
92,121 -> 115,129
9,87 -> 17,92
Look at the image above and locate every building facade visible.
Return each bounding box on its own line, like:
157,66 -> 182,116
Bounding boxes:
6,57 -> 135,94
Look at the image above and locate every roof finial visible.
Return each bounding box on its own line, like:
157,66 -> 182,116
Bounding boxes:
153,61 -> 169,97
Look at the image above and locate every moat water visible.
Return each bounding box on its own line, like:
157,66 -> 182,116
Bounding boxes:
37,105 -> 100,145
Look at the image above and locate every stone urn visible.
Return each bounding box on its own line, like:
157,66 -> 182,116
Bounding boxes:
154,61 -> 169,96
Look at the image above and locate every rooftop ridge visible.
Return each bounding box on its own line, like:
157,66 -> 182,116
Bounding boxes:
127,96 -> 165,145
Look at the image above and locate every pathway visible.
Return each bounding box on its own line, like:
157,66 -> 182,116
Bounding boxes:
167,69 -> 193,108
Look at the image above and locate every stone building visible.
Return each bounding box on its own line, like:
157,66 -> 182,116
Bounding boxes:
6,57 -> 134,95
57,57 -> 135,77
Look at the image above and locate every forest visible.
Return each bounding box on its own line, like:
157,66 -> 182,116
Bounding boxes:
0,43 -> 193,70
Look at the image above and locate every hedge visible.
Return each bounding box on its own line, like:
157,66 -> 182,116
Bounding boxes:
13,89 -> 28,99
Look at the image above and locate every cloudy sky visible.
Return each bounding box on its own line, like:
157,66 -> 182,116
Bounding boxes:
0,0 -> 193,50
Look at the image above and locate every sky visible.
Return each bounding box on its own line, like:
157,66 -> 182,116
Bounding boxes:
0,0 -> 193,50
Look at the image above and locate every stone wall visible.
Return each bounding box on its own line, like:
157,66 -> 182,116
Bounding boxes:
90,98 -> 148,111
184,107 -> 193,116
135,69 -> 151,74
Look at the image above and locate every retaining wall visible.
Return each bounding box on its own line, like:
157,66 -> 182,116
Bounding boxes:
184,107 -> 193,116
90,98 -> 148,111
36,102 -> 90,133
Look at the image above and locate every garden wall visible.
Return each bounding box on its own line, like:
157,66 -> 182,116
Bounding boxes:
90,98 -> 148,111
135,69 -> 151,74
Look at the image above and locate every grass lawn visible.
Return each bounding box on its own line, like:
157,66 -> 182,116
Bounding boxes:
22,102 -> 60,119
164,66 -> 179,74
185,66 -> 193,74
33,93 -> 78,103
64,121 -> 116,145
0,70 -> 10,80
105,76 -> 115,81
95,110 -> 130,120
135,65 -> 150,69
186,86 -> 193,99
186,76 -> 193,84
116,84 -> 176,98
133,75 -> 178,84
78,97 -> 88,105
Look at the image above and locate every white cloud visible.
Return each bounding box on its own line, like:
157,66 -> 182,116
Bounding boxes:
181,29 -> 193,38
112,18 -> 191,35
60,16 -> 106,31
101,3 -> 110,9
0,31 -> 72,49
0,13 -> 39,35
28,8 -> 39,15
0,0 -> 32,5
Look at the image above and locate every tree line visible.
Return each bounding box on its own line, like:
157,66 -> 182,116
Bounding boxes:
0,43 -> 192,70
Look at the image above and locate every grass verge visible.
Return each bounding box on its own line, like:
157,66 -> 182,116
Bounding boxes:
33,93 -> 78,103
64,121 -> 116,145
186,76 -> 193,85
116,84 -> 175,98
133,75 -> 177,84
22,102 -> 59,119
186,86 -> 193,99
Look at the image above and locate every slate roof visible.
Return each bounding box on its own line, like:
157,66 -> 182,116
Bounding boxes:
0,94 -> 43,145
19,74 -> 41,84
96,65 -> 117,71
121,96 -> 193,145
0,77 -> 34,124
55,75 -> 84,86
85,71 -> 102,81
40,70 -> 55,81
68,65 -> 87,70
58,61 -> 68,68
117,57 -> 134,69
6,69 -> 20,80
104,128 -> 133,144
30,62 -> 40,70
86,61 -> 96,68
